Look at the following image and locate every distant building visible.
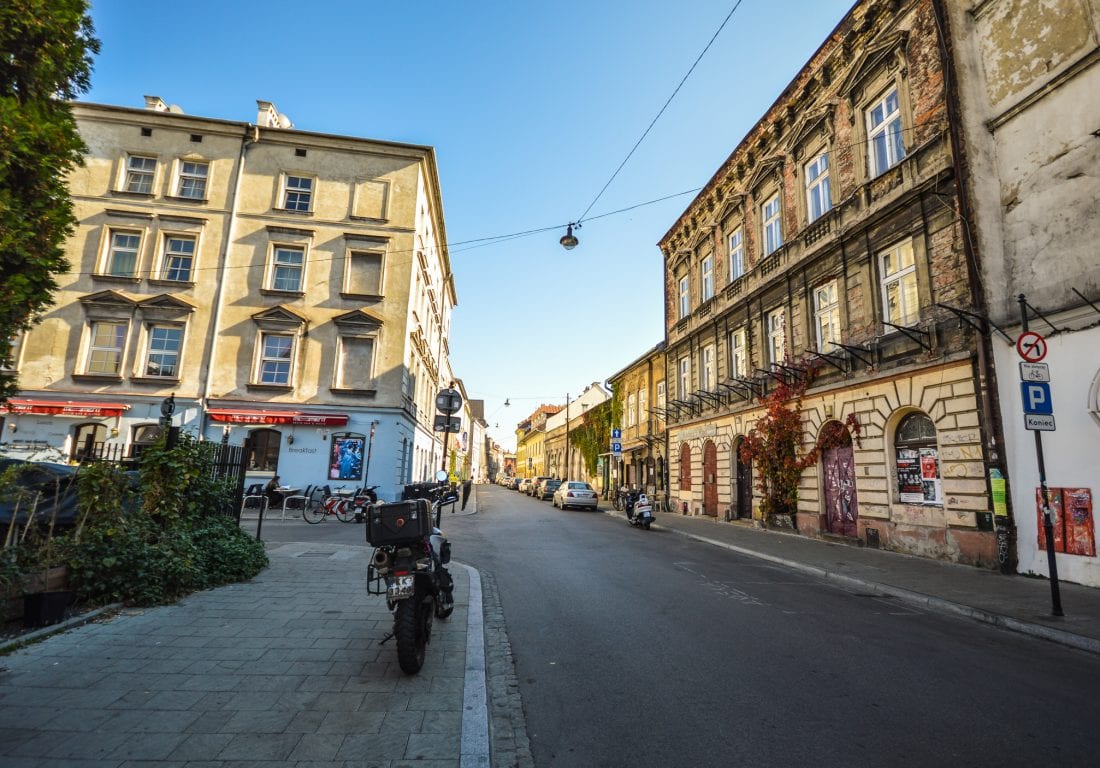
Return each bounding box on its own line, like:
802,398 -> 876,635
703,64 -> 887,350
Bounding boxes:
3,98 -> 456,502
607,344 -> 666,498
544,383 -> 611,486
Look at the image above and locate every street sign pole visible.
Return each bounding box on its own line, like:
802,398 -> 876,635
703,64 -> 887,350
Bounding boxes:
1019,295 -> 1062,616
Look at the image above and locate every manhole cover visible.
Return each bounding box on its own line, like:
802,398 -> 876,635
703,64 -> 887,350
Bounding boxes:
298,551 -> 336,558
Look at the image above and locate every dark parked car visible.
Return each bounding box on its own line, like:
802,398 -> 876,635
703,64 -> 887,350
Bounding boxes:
538,479 -> 562,501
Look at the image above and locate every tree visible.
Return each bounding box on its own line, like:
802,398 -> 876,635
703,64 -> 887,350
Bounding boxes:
568,390 -> 623,478
0,0 -> 99,399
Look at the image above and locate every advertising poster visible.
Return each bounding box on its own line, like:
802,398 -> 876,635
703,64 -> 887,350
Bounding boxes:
920,447 -> 941,504
329,433 -> 365,481
896,448 -> 923,503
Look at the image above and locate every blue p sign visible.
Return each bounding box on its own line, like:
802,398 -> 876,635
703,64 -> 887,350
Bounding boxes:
1021,382 -> 1053,415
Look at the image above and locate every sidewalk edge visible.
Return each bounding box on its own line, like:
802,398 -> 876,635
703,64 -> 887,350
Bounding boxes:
455,561 -> 490,768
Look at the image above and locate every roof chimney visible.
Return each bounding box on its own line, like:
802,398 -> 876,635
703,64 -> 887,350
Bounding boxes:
256,100 -> 293,129
143,95 -> 169,111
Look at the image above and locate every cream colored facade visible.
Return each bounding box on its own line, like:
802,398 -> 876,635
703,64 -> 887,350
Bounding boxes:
544,384 -> 611,484
3,98 -> 457,502
514,405 -> 560,478
607,343 -> 667,497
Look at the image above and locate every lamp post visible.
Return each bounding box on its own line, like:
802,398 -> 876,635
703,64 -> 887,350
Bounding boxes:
560,223 -> 579,250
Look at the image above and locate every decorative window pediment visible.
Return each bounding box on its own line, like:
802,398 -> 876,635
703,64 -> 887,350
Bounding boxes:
716,193 -> 746,226
839,30 -> 909,101
746,156 -> 785,195
787,105 -> 837,159
79,290 -> 138,320
137,293 -> 196,320
332,308 -> 384,334
251,304 -> 309,333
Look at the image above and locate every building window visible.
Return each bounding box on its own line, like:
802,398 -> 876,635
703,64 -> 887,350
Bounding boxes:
729,327 -> 747,378
728,229 -> 744,281
814,280 -> 841,352
282,175 -> 313,211
86,321 -> 128,375
867,86 -> 905,177
657,381 -> 666,412
248,428 -> 281,471
144,325 -> 182,378
124,155 -> 156,194
880,240 -> 919,326
627,393 -> 637,427
679,443 -> 692,491
106,230 -> 141,277
176,160 -> 209,199
701,255 -> 714,302
767,308 -> 786,365
701,344 -> 715,391
258,333 -> 294,385
678,357 -> 691,399
270,245 -> 305,292
2,333 -> 23,372
805,152 -> 831,223
678,276 -> 690,319
762,193 -> 782,256
639,388 -> 648,425
894,412 -> 941,505
336,336 -> 374,388
345,250 -> 383,295
160,235 -> 196,281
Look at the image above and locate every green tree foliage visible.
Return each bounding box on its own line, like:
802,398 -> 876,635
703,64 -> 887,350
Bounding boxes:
0,1 -> 99,398
568,388 -> 623,477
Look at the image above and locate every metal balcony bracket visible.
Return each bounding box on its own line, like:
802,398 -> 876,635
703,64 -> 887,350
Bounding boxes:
1019,297 -> 1065,337
934,302 -> 1014,344
1072,288 -> 1100,319
810,350 -> 849,374
830,342 -> 875,368
881,321 -> 934,351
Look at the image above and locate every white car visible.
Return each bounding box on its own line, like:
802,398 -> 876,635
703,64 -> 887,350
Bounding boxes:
553,481 -> 598,510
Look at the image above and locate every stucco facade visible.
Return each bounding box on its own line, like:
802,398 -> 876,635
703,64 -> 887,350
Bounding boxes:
2,98 -> 457,502
659,0 -> 997,566
607,344 -> 667,499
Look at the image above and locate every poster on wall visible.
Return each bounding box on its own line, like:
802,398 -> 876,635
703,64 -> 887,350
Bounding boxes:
896,448 -> 923,503
329,433 -> 365,481
920,448 -> 942,504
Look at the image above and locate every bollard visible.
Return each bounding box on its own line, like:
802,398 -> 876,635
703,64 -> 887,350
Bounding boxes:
255,497 -> 268,540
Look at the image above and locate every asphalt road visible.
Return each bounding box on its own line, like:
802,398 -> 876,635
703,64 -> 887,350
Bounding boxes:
456,485 -> 1100,768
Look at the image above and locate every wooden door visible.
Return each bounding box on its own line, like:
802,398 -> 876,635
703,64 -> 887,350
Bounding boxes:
823,442 -> 858,537
703,440 -> 718,517
735,439 -> 752,519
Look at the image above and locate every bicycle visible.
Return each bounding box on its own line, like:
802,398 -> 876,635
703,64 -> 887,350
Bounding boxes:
303,485 -> 357,524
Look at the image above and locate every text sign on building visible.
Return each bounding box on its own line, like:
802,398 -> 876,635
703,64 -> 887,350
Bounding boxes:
1024,414 -> 1056,431
1021,382 -> 1054,415
1019,362 -> 1050,382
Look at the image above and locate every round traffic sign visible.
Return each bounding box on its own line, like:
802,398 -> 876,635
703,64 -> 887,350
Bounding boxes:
1016,331 -> 1047,362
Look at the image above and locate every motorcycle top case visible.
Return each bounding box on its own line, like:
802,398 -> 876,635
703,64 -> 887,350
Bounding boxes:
366,499 -> 432,546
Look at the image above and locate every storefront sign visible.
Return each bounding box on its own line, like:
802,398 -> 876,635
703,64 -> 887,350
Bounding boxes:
207,409 -> 348,426
1,399 -> 129,418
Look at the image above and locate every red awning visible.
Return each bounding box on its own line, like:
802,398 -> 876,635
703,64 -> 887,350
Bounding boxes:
207,408 -> 348,426
2,398 -> 131,418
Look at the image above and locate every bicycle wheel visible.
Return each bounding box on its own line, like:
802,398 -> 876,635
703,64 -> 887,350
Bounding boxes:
335,499 -> 355,523
303,499 -> 325,524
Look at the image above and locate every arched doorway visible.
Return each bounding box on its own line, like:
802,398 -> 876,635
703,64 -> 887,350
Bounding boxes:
71,422 -> 107,462
733,436 -> 753,519
702,440 -> 718,517
678,443 -> 692,493
821,421 -> 858,537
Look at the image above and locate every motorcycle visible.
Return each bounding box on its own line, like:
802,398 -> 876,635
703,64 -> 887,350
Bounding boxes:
628,492 -> 654,530
366,475 -> 456,674
352,485 -> 380,523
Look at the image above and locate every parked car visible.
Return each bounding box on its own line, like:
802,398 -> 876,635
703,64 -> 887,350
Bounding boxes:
509,476 -> 523,490
554,481 -> 599,510
518,478 -> 535,494
538,479 -> 562,500
527,476 -> 552,496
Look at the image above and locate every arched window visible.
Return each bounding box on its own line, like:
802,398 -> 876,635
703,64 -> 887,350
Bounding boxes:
679,443 -> 692,491
71,422 -> 107,462
248,428 -> 282,472
893,412 -> 941,505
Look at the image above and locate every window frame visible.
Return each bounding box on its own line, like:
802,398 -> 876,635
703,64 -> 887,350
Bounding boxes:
701,344 -> 715,391
84,320 -> 129,376
255,331 -> 296,387
159,233 -> 197,282
678,357 -> 691,399
123,154 -> 157,194
762,193 -> 783,256
269,244 -> 306,293
879,239 -> 919,327
728,228 -> 744,281
174,158 -> 209,200
893,411 -> 942,506
804,151 -> 832,224
700,254 -> 714,302
766,307 -> 786,365
678,275 -> 690,319
281,173 -> 315,212
729,326 -> 747,378
104,229 -> 143,278
627,393 -> 637,427
814,280 -> 841,352
866,85 -> 905,178
343,248 -> 385,297
141,323 -> 184,379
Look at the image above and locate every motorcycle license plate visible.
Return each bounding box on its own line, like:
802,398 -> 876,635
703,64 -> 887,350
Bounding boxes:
387,575 -> 415,600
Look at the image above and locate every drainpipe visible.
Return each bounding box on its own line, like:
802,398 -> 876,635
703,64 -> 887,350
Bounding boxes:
931,0 -> 1015,572
197,124 -> 255,440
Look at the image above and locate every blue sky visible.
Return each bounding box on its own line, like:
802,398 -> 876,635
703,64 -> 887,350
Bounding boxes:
85,0 -> 855,451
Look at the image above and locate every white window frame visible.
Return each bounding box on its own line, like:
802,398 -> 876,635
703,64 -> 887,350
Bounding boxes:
728,229 -> 744,281
269,244 -> 305,292
762,193 -> 783,256
656,381 -> 666,414
814,280 -> 841,352
867,86 -> 905,177
256,332 -> 295,386
678,276 -> 690,319
767,308 -> 786,365
879,240 -> 919,327
85,320 -> 129,375
678,357 -> 691,400
627,393 -> 637,427
805,152 -> 832,223
701,345 -> 715,391
639,388 -> 648,425
282,174 -> 314,212
729,327 -> 747,378
105,229 -> 141,277
124,154 -> 156,194
701,255 -> 714,302
160,234 -> 196,282
142,324 -> 183,379
175,159 -> 209,199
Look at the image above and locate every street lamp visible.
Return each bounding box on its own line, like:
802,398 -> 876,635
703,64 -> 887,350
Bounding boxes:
559,223 -> 579,250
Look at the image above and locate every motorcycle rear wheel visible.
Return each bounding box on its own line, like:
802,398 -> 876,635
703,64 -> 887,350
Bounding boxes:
395,596 -> 432,674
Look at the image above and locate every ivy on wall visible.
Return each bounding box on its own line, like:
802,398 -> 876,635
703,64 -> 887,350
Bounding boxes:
568,388 -> 623,477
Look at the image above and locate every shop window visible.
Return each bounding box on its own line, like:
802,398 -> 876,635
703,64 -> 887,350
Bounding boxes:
248,428 -> 281,472
893,412 -> 941,505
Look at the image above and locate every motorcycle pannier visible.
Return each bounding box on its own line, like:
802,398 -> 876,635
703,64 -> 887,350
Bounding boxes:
366,499 -> 432,546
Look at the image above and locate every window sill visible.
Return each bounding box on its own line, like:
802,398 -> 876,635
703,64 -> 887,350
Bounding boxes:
349,215 -> 390,224
148,278 -> 196,288
339,292 -> 384,301
165,195 -> 208,204
111,190 -> 155,199
131,376 -> 181,385
92,274 -> 142,284
72,373 -> 123,383
259,288 -> 305,298
247,382 -> 293,392
329,387 -> 377,397
275,208 -> 313,216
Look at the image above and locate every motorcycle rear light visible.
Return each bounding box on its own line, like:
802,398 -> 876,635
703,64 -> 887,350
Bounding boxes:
394,569 -> 410,576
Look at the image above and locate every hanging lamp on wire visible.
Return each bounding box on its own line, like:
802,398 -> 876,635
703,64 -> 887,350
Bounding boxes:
559,222 -> 580,250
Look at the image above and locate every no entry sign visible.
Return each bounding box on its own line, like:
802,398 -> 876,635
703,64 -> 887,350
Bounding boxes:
1016,331 -> 1047,362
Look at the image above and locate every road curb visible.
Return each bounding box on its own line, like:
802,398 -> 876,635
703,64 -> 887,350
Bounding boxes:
0,602 -> 124,654
604,508 -> 1100,656
455,561 -> 490,768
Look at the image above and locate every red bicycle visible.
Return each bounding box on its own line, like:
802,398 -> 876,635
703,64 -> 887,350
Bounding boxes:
303,485 -> 357,524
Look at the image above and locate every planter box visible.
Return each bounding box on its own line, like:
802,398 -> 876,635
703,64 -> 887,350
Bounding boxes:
2,566 -> 69,623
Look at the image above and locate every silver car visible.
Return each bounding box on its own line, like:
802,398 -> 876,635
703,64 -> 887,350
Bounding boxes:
553,481 -> 598,510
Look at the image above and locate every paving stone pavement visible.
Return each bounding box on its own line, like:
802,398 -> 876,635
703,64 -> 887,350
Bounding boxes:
0,540 -> 480,768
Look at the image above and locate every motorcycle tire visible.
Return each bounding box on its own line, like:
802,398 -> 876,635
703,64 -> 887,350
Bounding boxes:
335,500 -> 355,523
435,570 -> 455,619
395,596 -> 432,674
644,520 -> 652,530
613,497 -> 622,511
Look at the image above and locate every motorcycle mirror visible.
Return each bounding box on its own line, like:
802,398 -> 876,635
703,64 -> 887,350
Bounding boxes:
435,469 -> 448,483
